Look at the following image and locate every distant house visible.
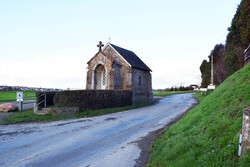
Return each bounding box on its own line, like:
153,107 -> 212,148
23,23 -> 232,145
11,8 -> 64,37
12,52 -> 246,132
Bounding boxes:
86,41 -> 152,103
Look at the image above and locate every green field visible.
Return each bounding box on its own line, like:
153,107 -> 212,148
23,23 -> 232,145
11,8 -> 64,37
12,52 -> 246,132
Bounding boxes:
153,91 -> 195,97
149,64 -> 250,166
0,91 -> 37,102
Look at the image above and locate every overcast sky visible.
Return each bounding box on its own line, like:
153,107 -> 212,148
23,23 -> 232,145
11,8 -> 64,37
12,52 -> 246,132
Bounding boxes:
0,0 -> 241,89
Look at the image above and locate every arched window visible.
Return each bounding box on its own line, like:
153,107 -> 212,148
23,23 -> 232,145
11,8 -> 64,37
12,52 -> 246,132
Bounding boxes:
101,70 -> 106,89
94,64 -> 106,90
139,75 -> 142,86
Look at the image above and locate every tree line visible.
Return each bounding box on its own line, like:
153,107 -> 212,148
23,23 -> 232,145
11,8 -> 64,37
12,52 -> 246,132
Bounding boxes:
200,0 -> 249,88
155,86 -> 194,92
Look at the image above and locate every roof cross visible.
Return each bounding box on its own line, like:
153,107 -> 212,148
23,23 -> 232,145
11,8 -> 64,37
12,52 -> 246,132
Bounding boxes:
97,41 -> 104,51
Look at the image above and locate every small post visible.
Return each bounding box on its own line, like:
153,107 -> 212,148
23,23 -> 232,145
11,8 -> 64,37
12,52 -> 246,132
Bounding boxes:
16,92 -> 23,111
19,101 -> 21,111
238,131 -> 242,157
21,101 -> 23,112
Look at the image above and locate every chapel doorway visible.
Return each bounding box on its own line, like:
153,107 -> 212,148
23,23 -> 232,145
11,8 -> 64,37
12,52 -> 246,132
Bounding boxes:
94,64 -> 106,89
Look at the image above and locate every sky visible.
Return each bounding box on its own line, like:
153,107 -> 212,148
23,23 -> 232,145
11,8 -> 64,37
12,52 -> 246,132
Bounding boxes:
0,0 -> 241,89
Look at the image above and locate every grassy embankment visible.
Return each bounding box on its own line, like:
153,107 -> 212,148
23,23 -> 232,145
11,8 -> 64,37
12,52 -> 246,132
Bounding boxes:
148,64 -> 250,166
0,91 -> 37,102
153,91 -> 194,97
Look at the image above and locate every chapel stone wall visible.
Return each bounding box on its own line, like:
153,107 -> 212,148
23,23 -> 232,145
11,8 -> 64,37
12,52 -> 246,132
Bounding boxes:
86,52 -> 113,90
103,46 -> 132,90
132,68 -> 152,104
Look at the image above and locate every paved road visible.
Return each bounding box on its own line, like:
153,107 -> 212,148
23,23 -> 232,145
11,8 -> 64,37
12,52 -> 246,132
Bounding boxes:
0,93 -> 197,167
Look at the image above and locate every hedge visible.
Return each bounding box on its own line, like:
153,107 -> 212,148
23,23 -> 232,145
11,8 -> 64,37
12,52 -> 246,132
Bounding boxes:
53,90 -> 133,111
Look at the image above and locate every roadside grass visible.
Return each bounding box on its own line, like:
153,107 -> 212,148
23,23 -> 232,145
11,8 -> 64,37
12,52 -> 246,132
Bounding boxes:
153,91 -> 195,97
2,101 -> 155,124
0,91 -> 37,102
149,64 -> 250,166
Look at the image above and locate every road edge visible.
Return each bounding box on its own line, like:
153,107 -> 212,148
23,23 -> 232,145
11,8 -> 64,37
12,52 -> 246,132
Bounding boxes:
134,95 -> 199,167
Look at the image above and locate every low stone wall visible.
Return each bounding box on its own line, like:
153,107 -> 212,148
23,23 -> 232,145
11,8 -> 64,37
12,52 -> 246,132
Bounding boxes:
44,107 -> 79,115
34,107 -> 79,115
54,90 -> 133,111
241,107 -> 250,155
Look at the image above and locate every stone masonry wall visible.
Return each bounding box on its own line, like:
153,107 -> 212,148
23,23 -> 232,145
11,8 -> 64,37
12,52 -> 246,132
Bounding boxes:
86,52 -> 113,90
132,68 -> 152,104
241,107 -> 250,155
103,45 -> 132,90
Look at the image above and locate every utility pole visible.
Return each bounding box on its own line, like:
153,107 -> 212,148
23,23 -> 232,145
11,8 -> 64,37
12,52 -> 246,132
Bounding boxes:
207,53 -> 216,93
211,53 -> 214,85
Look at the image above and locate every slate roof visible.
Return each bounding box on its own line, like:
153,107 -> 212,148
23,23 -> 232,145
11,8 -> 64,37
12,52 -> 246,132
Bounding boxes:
110,44 -> 152,72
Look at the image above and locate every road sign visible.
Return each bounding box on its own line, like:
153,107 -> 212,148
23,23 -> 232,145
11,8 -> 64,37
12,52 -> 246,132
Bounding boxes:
16,92 -> 23,101
200,88 -> 207,91
207,84 -> 216,90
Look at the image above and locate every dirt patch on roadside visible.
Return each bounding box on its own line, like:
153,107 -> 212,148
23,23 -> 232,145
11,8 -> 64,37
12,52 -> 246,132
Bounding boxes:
134,99 -> 199,167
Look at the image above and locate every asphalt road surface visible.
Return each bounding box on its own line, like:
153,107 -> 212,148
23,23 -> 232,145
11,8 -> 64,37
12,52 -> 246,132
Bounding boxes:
0,93 -> 197,167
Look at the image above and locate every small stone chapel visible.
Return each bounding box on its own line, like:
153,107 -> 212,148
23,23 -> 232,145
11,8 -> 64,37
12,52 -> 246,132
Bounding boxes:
86,41 -> 152,103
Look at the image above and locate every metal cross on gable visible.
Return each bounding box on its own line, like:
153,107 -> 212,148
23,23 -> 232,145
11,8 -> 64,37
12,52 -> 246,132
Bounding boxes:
97,41 -> 104,51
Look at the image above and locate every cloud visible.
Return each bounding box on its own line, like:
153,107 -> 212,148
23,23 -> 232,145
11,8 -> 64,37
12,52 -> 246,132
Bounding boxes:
151,58 -> 201,89
0,55 -> 86,89
0,54 -> 201,90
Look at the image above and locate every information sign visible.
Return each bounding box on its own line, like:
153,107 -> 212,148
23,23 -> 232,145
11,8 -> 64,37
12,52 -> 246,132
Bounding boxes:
207,85 -> 216,90
200,88 -> 207,91
16,92 -> 23,101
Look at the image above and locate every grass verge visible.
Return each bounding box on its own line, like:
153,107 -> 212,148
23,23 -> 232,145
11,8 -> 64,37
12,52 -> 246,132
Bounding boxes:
148,64 -> 250,166
2,101 -> 155,124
